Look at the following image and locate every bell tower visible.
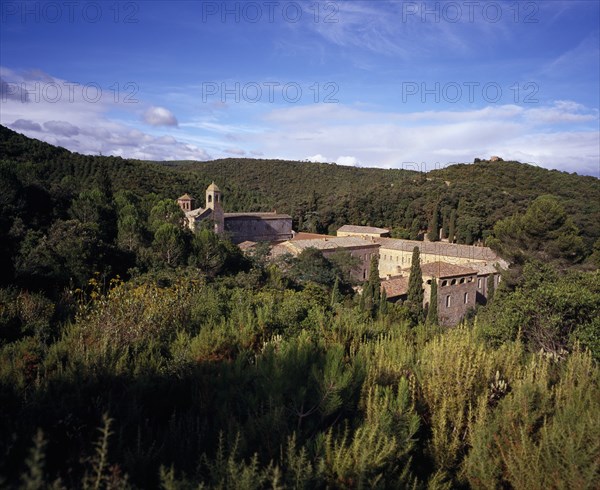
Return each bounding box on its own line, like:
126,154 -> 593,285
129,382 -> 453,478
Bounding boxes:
206,182 -> 224,234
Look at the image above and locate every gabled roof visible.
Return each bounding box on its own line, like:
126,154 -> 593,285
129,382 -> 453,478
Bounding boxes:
178,193 -> 194,201
285,236 -> 379,253
381,276 -> 409,298
419,261 -> 476,278
186,207 -> 211,220
375,238 -> 499,261
337,225 -> 390,235
206,182 -> 220,192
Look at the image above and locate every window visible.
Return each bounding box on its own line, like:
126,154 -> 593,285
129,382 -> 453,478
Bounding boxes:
478,278 -> 482,288
445,295 -> 451,308
451,279 -> 457,285
442,280 -> 448,287
459,278 -> 465,284
464,292 -> 469,304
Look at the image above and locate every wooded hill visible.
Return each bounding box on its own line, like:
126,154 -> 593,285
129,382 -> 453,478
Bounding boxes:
2,124 -> 599,250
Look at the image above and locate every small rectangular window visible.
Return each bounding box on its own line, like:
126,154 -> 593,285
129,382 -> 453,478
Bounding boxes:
445,295 -> 451,308
478,278 -> 482,288
464,292 -> 469,304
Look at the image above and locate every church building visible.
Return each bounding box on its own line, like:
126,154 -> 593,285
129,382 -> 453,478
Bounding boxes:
177,183 -> 293,244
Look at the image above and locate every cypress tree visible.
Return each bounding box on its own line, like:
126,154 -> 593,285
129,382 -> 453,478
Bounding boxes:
379,287 -> 388,316
331,276 -> 342,307
428,205 -> 440,241
410,217 -> 421,241
448,209 -> 456,243
426,278 -> 438,325
368,254 -> 381,305
407,246 -> 424,323
487,274 -> 495,303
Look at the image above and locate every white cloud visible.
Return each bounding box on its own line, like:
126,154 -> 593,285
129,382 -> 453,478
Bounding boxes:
143,106 -> 178,127
253,101 -> 599,176
336,156 -> 360,166
0,67 -> 210,161
306,154 -> 329,163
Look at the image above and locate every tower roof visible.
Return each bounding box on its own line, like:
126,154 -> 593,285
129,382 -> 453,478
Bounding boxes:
178,193 -> 194,201
206,182 -> 221,192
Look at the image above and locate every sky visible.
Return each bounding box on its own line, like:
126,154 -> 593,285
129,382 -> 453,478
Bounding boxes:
1,0 -> 599,176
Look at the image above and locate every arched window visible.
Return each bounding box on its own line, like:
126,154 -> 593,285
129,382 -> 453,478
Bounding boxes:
459,278 -> 465,284
451,279 -> 457,285
442,280 -> 448,287
464,292 -> 469,304
445,295 -> 451,307
208,195 -> 212,203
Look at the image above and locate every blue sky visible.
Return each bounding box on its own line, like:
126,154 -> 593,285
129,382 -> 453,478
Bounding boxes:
1,0 -> 599,175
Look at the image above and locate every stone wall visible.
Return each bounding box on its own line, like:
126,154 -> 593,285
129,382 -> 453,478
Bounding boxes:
428,276 -> 477,327
225,216 -> 293,244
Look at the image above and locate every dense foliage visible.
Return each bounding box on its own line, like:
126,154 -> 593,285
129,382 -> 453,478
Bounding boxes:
1,126 -> 599,488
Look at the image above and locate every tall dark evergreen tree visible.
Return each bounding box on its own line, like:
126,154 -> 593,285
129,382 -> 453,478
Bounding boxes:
448,209 -> 457,243
487,274 -> 495,303
368,254 -> 381,305
426,279 -> 438,325
410,217 -> 421,241
407,246 -> 424,323
428,205 -> 440,242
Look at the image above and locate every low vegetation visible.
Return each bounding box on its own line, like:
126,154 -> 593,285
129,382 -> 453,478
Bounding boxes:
0,126 -> 598,488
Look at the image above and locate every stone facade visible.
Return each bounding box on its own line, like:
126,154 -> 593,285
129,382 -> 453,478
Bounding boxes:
224,213 -> 293,244
420,262 -> 478,327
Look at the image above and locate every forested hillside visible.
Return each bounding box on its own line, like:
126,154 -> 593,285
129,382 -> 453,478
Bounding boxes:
1,125 -> 599,489
2,125 -> 599,249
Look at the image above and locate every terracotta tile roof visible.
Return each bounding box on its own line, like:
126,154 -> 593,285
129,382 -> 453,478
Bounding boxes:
419,261 -> 477,278
375,238 -> 499,261
337,225 -> 390,235
381,276 -> 409,298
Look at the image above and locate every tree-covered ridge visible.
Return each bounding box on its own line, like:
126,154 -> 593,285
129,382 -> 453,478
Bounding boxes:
2,124 -> 599,252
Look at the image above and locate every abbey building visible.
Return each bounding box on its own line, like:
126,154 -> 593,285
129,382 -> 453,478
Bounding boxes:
177,183 -> 293,244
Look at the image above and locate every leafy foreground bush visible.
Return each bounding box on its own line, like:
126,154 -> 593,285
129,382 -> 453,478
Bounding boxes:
1,276 -> 599,489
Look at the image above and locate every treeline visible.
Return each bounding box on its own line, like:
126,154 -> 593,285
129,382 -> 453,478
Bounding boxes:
2,125 -> 599,253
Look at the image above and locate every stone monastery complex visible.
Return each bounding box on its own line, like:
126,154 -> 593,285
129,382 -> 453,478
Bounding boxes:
178,184 -> 508,326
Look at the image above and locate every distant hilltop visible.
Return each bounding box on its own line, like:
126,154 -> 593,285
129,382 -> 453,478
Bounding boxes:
474,156 -> 504,163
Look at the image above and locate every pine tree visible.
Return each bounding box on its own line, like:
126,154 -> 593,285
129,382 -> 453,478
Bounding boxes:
448,209 -> 456,243
426,279 -> 438,325
428,205 -> 440,241
407,247 -> 424,324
